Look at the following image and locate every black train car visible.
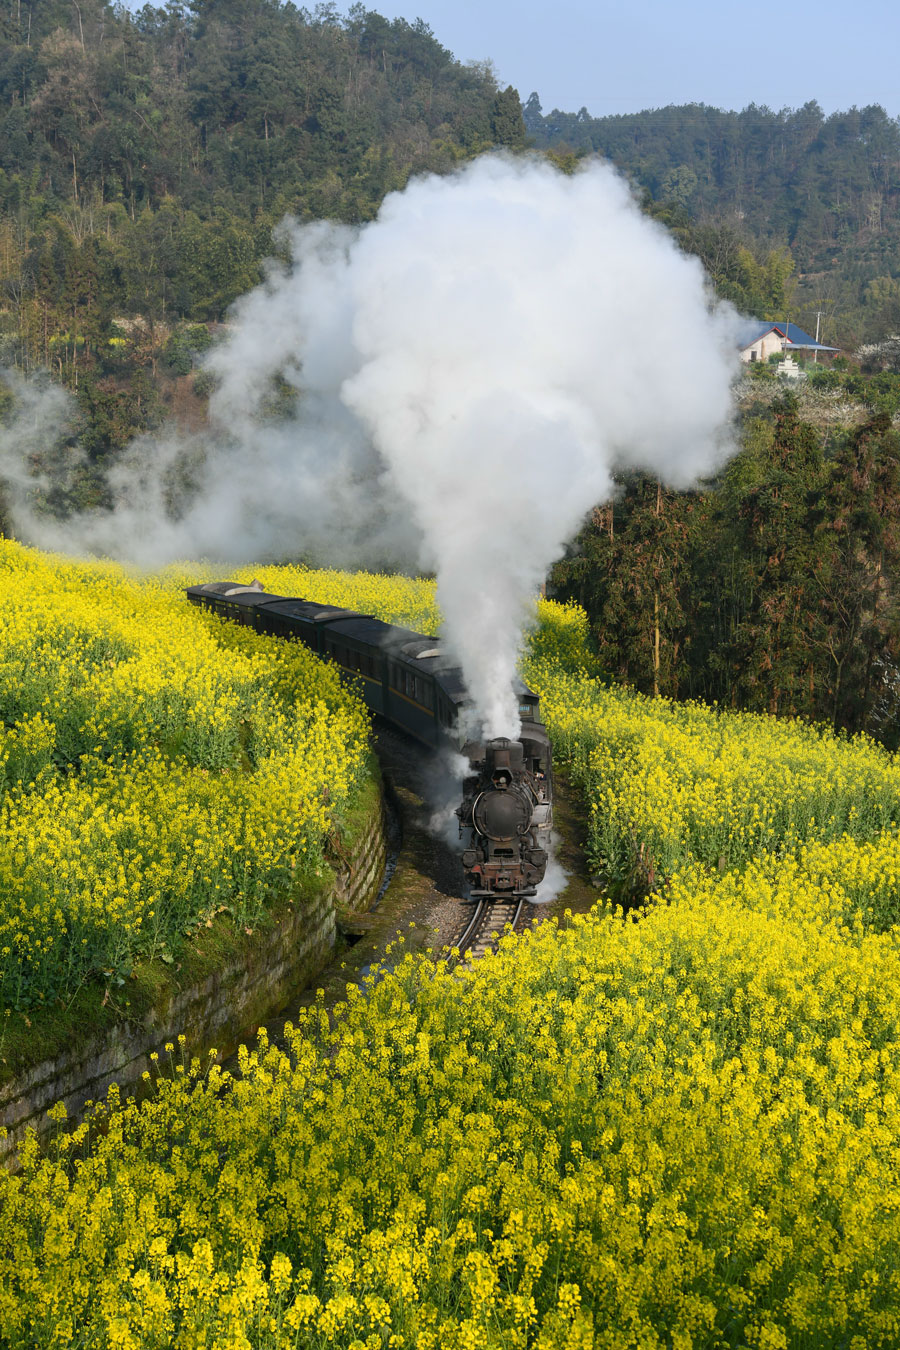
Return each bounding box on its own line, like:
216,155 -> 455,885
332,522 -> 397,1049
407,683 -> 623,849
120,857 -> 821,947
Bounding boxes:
185,579 -> 552,895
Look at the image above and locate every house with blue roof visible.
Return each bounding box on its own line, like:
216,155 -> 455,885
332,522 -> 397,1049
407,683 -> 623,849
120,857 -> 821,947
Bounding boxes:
738,321 -> 840,364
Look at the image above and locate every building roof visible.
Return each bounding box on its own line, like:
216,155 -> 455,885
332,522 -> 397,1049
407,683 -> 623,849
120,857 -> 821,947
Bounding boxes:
739,320 -> 839,353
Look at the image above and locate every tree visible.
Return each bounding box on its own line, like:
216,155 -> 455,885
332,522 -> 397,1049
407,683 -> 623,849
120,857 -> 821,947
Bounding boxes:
719,397 -> 823,717
523,91 -> 542,136
489,85 -> 525,150
810,414 -> 900,734
552,477 -> 697,698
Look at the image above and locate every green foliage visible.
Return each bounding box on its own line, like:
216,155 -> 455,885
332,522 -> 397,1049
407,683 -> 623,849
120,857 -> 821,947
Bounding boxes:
0,2 -> 511,361
0,1 -> 526,451
0,1 -> 504,228
531,99 -> 900,343
552,401 -> 900,742
75,372 -> 165,461
164,323 -> 214,377
808,367 -> 843,391
489,86 -> 526,149
864,371 -> 900,414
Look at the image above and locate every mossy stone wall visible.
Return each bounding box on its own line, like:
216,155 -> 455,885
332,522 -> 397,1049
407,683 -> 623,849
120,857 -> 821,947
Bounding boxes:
0,789 -> 387,1168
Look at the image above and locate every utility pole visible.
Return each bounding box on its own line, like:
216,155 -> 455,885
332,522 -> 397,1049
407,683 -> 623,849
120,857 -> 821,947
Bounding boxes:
814,310 -> 822,364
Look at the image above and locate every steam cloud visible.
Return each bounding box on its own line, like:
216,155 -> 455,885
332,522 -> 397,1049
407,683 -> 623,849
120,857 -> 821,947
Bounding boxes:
2,154 -> 740,736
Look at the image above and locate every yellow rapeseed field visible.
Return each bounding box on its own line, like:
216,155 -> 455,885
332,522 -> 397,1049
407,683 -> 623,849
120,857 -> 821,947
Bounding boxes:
5,576 -> 900,1346
0,542 -> 370,1011
525,600 -> 900,893
3,884 -> 900,1347
159,562 -> 441,635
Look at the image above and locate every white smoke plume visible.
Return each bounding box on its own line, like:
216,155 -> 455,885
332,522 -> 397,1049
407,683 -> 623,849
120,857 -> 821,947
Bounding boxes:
0,372 -> 79,514
530,834 -> 569,906
1,153 -> 740,734
426,747 -> 471,849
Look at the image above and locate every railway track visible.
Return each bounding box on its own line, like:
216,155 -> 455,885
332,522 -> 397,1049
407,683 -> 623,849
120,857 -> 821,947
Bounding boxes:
456,895 -> 531,960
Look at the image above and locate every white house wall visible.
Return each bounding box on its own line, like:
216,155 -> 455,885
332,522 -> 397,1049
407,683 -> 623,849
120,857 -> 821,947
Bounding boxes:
740,331 -> 787,363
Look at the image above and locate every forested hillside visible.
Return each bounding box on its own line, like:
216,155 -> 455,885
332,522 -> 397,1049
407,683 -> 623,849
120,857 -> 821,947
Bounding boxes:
3,1 -> 899,394
0,0 -> 522,387
525,97 -> 900,345
4,2 -> 900,740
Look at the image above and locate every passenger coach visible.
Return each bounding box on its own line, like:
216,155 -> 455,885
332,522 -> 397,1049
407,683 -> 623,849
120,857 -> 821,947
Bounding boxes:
185,579 -> 541,748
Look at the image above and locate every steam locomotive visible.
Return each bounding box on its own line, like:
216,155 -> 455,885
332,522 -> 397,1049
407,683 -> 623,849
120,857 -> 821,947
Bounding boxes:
456,732 -> 552,898
185,579 -> 553,898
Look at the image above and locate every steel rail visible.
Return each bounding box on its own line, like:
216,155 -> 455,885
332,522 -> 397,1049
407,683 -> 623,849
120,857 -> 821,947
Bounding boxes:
456,897 -> 488,954
456,894 -> 528,959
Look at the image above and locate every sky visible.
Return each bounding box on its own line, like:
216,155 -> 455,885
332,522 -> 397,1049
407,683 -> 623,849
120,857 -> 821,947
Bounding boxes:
362,0 -> 900,120
117,0 -> 900,121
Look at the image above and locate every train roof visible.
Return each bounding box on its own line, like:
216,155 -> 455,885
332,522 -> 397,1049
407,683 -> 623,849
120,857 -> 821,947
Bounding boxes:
324,615 -> 423,649
185,584 -> 363,623
187,580 -> 537,707
185,581 -> 288,609
324,615 -> 469,701
257,598 -> 364,624
185,581 -> 243,596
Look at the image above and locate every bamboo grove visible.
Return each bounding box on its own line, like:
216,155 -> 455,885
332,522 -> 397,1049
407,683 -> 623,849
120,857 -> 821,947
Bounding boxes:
551,395 -> 900,744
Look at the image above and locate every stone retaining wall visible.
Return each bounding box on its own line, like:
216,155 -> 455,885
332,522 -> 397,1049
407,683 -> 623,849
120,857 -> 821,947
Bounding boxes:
334,793 -> 389,915
0,790 -> 387,1168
